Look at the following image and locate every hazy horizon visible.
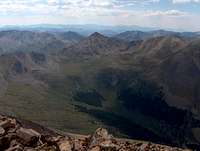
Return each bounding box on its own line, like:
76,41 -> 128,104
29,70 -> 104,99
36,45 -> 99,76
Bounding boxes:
0,0 -> 199,31
0,23 -> 199,33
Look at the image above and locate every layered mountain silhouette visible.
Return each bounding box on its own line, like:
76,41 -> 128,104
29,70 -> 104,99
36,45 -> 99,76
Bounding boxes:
53,31 -> 84,43
0,30 -> 200,150
114,30 -> 200,42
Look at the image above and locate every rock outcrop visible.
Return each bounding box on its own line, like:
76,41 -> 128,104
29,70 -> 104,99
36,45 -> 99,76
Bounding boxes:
0,115 -> 191,151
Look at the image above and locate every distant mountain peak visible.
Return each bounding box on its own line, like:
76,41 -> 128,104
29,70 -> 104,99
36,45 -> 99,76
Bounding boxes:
89,32 -> 106,39
64,31 -> 83,36
66,31 -> 77,34
62,31 -> 128,56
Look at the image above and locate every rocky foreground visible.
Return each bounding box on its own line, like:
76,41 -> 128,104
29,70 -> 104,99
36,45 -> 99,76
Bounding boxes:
0,115 -> 191,151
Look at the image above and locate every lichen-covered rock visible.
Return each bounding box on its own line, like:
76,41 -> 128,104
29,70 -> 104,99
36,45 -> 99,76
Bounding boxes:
0,126 -> 5,136
73,138 -> 88,151
88,128 -> 117,150
89,146 -> 101,151
0,120 -> 14,130
57,139 -> 72,151
16,127 -> 41,146
5,144 -> 23,151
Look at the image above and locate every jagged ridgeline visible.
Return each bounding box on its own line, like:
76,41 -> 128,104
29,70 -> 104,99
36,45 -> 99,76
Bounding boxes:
0,30 -> 200,150
0,115 -> 189,150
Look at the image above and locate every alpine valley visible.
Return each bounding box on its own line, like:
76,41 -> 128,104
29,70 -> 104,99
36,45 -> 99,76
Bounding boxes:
0,28 -> 200,150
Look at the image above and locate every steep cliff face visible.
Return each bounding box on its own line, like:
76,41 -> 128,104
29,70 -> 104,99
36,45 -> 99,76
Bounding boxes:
0,115 -> 191,151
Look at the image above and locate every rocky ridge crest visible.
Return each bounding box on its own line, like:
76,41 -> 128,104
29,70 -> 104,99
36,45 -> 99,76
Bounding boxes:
0,115 -> 191,151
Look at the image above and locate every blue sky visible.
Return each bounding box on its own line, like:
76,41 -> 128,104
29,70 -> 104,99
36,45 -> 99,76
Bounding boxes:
0,0 -> 200,31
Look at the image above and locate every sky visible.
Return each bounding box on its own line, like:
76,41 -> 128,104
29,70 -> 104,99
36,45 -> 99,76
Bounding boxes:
0,0 -> 200,31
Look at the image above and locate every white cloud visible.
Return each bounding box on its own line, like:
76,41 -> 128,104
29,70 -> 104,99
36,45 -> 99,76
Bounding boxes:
144,10 -> 187,17
172,0 -> 200,3
0,0 -> 199,31
0,0 -> 161,16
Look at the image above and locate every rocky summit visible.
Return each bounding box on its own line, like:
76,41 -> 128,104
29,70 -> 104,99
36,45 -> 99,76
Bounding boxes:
0,115 -> 190,151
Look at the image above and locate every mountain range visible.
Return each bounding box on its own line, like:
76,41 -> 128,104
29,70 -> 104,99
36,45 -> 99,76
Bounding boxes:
114,30 -> 200,42
0,29 -> 200,150
0,30 -> 84,54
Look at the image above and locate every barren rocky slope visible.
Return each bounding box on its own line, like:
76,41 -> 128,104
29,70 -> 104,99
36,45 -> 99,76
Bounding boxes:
0,115 -> 190,151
